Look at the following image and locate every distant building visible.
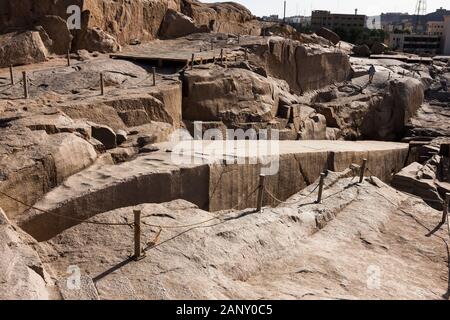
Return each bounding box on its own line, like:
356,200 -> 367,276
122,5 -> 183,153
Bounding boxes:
442,15 -> 450,54
286,15 -> 311,27
380,12 -> 410,31
261,15 -> 280,22
389,33 -> 441,54
311,10 -> 366,32
381,8 -> 450,34
427,21 -> 445,36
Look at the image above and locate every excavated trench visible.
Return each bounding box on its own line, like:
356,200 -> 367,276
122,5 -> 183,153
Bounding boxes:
17,140 -> 410,242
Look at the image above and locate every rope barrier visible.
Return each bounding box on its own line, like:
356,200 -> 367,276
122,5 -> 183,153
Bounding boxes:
263,181 -> 320,206
0,190 -> 132,227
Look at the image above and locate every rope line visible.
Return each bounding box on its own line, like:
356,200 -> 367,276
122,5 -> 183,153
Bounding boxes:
0,190 -> 132,227
141,186 -> 259,230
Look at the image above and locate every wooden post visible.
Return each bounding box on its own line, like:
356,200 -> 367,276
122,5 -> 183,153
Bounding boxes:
67,50 -> 71,67
245,48 -> 248,60
442,193 -> 450,224
133,209 -> 142,261
9,65 -> 14,85
152,67 -> 156,86
256,174 -> 266,212
220,49 -> 224,63
316,172 -> 326,204
359,158 -> 367,183
191,53 -> 195,70
22,71 -> 29,99
100,72 -> 104,96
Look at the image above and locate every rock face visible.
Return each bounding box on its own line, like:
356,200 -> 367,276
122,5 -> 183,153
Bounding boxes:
16,140 -> 409,241
182,66 -> 279,126
33,172 -> 449,300
36,15 -> 73,54
313,73 -> 424,141
0,0 -> 261,49
392,144 -> 450,209
159,9 -> 207,39
0,210 -> 51,300
316,27 -> 340,45
73,27 -> 121,53
0,126 -> 98,219
181,0 -> 261,35
0,31 -> 48,67
252,38 -> 352,93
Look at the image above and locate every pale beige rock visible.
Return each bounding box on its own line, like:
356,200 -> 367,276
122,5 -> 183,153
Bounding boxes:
36,172 -> 449,300
0,217 -> 51,300
159,9 -> 208,39
252,37 -> 352,93
182,66 -> 279,125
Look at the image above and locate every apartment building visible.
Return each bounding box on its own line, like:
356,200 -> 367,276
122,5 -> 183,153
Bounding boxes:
311,10 -> 366,32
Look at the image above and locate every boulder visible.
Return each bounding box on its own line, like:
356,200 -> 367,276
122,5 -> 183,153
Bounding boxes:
317,27 -> 340,45
181,66 -> 279,126
116,130 -> 128,146
353,44 -> 371,57
74,27 -> 121,53
90,123 -> 117,150
181,0 -> 261,35
0,217 -> 50,299
314,77 -> 424,141
36,15 -> 73,54
0,31 -> 48,67
159,9 -> 208,39
252,38 -> 352,93
371,42 -> 389,55
0,128 -> 97,219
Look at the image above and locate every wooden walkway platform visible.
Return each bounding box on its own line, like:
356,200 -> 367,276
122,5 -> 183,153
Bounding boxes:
110,47 -> 237,67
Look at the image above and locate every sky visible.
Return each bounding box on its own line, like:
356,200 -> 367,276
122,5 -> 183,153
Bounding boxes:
203,0 -> 449,17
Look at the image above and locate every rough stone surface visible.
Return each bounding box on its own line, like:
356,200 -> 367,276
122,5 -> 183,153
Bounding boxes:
73,27 -> 121,53
34,172 -> 450,300
16,140 -> 408,241
0,31 -> 48,67
252,37 -> 352,93
90,123 -> 117,150
0,216 -> 52,300
159,9 -> 207,39
35,15 -> 73,54
181,0 -> 261,35
316,27 -> 340,45
182,66 -> 279,125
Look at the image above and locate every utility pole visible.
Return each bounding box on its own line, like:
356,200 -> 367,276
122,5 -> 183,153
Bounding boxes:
283,1 -> 287,23
414,0 -> 427,34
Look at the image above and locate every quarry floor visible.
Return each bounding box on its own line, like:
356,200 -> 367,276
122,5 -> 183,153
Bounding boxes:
39,172 -> 450,300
